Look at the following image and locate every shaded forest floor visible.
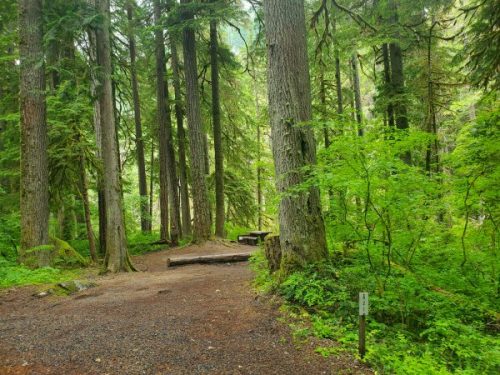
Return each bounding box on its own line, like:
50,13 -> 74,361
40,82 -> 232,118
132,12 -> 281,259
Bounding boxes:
0,241 -> 370,375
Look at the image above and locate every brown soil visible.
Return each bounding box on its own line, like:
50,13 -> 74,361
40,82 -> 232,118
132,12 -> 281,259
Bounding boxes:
0,241 -> 371,375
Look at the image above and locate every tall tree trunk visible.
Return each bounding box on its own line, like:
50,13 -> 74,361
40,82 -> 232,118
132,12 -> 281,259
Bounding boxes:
210,15 -> 225,238
333,15 -> 343,130
319,67 -> 330,148
79,154 -> 98,262
19,0 -> 50,266
382,43 -> 395,128
95,0 -> 133,272
87,19 -> 106,256
264,0 -> 328,275
170,36 -> 191,236
154,0 -> 181,245
253,75 -> 263,231
335,56 -> 343,117
389,42 -> 408,131
351,53 -> 363,136
426,22 -> 440,175
203,132 -> 210,175
181,0 -> 211,242
127,0 -> 150,233
389,41 -> 411,164
388,0 -> 408,131
149,139 -> 154,225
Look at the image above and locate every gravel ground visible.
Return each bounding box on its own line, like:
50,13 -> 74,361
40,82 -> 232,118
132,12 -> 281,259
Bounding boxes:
0,241 -> 371,375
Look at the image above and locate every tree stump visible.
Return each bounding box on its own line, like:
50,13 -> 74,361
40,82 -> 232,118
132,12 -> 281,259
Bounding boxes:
264,235 -> 281,273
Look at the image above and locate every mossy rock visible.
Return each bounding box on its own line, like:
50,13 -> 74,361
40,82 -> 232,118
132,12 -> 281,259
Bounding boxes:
49,237 -> 89,268
34,280 -> 97,297
22,237 -> 88,269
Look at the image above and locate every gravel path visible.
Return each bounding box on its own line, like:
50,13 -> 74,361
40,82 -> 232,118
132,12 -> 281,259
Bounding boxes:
0,241 -> 370,375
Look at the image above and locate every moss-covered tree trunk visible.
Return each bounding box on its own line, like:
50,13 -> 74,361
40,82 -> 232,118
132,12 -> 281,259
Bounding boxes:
18,0 -> 50,267
263,0 -> 328,275
79,154 -> 98,263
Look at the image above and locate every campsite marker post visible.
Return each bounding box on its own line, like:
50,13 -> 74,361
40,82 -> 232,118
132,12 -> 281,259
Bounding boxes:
359,292 -> 368,358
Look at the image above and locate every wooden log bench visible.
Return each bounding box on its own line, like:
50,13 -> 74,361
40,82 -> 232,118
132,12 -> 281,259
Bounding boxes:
237,235 -> 259,246
237,231 -> 271,246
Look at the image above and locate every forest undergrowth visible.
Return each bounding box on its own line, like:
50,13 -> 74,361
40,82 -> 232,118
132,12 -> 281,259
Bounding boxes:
252,98 -> 499,375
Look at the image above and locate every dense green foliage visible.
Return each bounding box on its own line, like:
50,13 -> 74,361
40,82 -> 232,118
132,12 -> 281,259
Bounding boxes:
252,98 -> 499,374
0,258 -> 83,289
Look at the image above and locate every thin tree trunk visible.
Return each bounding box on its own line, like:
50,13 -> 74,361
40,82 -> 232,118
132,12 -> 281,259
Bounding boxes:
264,0 -> 328,275
210,15 -> 225,238
255,84 -> 263,231
335,56 -> 343,116
351,53 -> 363,136
79,154 -> 98,262
19,0 -> 50,266
95,0 -> 133,272
154,0 -> 181,245
170,35 -> 191,236
203,132 -> 210,175
382,43 -> 395,128
149,139 -> 155,225
127,0 -> 150,233
181,0 -> 211,242
426,22 -> 440,175
319,67 -> 330,147
333,15 -> 344,128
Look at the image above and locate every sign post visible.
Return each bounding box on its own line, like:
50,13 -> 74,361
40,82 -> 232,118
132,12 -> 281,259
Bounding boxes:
359,292 -> 368,358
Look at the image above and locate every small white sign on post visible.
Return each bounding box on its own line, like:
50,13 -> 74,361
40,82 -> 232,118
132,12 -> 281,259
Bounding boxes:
359,292 -> 369,316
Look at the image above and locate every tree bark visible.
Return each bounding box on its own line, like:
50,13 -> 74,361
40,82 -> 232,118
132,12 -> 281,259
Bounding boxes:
253,72 -> 263,230
256,111 -> 263,231
389,42 -> 408,131
169,34 -> 192,237
210,14 -> 225,238
95,0 -> 133,272
263,0 -> 328,275
180,0 -> 211,242
351,53 -> 363,136
382,43 -> 395,128
426,22 -> 440,175
149,139 -> 155,225
333,15 -> 343,131
18,0 -> 50,267
154,0 -> 181,245
79,154 -> 98,262
319,67 -> 330,147
86,15 -> 106,256
335,58 -> 343,118
127,0 -> 150,233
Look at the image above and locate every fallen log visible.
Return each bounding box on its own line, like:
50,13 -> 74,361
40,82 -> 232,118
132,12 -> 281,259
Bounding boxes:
166,253 -> 252,267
